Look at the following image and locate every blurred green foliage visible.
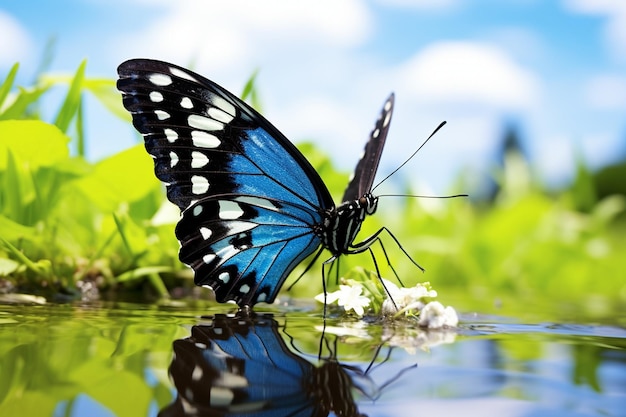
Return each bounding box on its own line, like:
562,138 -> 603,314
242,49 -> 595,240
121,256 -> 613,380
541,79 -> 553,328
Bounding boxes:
0,61 -> 624,313
0,304 -> 186,416
0,62 -> 178,299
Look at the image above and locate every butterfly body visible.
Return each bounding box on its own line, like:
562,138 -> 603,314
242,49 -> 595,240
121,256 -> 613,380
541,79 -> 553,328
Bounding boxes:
318,193 -> 378,259
117,59 -> 394,306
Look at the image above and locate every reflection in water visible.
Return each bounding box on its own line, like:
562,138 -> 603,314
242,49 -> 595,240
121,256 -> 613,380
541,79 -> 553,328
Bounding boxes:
159,313 -> 415,417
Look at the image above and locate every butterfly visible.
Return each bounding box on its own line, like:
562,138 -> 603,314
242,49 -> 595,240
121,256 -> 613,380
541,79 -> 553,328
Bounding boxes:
117,59 -> 413,307
159,313 -> 413,417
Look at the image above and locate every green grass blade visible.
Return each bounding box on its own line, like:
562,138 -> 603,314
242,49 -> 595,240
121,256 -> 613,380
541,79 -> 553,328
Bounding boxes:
83,78 -> 129,121
54,60 -> 87,133
113,212 -> 134,257
0,63 -> 19,112
0,236 -> 51,278
0,85 -> 49,120
116,267 -> 172,298
75,99 -> 85,157
240,69 -> 261,111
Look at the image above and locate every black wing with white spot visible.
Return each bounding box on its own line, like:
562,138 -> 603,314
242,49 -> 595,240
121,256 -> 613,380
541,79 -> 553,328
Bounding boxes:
117,59 -> 334,306
342,93 -> 394,202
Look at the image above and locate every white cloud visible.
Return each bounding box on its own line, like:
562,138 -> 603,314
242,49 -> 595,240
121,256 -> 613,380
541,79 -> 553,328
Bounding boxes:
277,95 -> 365,163
0,11 -> 32,69
114,0 -> 371,72
396,42 -> 540,110
563,0 -> 626,59
375,0 -> 462,11
483,26 -> 548,63
585,74 -> 626,109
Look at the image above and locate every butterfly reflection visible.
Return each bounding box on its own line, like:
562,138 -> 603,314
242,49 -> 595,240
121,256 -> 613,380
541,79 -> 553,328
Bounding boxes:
159,314 -> 413,417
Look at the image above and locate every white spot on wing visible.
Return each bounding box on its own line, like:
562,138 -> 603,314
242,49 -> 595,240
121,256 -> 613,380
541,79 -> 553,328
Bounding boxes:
212,96 -> 236,116
224,221 -> 256,235
193,205 -> 203,216
191,131 -> 221,148
218,272 -> 230,283
180,97 -> 193,109
218,201 -> 244,219
149,91 -> 163,102
199,227 -> 212,240
169,151 -> 179,167
257,293 -> 267,303
383,112 -> 391,128
164,128 -> 178,142
208,107 -> 234,123
372,128 -> 380,138
216,372 -> 248,388
149,73 -> 172,86
188,114 -> 222,131
185,388 -> 195,402
234,196 -> 277,211
191,366 -> 203,381
239,284 -> 250,294
191,175 -> 209,194
202,253 -> 215,264
155,110 -> 170,120
191,151 -> 209,168
169,67 -> 198,83
209,387 -> 234,407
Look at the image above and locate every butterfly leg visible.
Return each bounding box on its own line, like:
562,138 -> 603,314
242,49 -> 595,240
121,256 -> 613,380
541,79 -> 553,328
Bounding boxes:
286,246 -> 326,292
320,254 -> 339,319
321,261 -> 328,318
374,237 -> 404,287
350,226 -> 424,273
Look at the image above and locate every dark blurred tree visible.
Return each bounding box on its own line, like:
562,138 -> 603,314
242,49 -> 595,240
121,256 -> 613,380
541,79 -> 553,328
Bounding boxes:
485,122 -> 528,201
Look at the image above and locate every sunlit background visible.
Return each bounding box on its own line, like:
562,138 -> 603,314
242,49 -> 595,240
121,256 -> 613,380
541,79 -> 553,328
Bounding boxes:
2,0 -> 625,194
1,4 -> 625,416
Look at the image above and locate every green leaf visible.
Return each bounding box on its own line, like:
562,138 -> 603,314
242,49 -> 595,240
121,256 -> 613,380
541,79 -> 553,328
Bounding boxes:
0,214 -> 37,241
0,120 -> 70,170
73,144 -> 158,211
0,392 -> 58,417
0,257 -> 20,276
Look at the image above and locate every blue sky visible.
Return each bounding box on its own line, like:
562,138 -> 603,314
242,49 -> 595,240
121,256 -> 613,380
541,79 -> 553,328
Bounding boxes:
2,0 -> 625,193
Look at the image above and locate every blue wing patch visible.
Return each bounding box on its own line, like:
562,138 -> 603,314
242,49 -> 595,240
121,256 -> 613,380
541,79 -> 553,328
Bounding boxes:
117,59 -> 334,305
177,196 -> 322,305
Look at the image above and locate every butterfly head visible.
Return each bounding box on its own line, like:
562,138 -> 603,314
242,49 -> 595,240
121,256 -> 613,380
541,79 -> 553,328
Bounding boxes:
359,193 -> 378,215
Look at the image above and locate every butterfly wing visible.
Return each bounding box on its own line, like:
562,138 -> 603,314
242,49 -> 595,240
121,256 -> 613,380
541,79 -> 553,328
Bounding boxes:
342,93 -> 394,202
163,315 -> 319,417
117,59 -> 334,305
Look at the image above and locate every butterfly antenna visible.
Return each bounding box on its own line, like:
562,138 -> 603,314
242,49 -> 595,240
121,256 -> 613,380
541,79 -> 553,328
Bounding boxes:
378,193 -> 469,199
371,121 -> 447,193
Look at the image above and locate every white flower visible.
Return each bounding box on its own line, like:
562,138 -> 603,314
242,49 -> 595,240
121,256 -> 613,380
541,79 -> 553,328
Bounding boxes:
381,279 -> 437,316
418,301 -> 459,329
315,284 -> 371,317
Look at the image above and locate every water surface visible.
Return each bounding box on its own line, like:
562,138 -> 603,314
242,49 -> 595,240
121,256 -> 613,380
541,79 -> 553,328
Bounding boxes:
0,302 -> 624,417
